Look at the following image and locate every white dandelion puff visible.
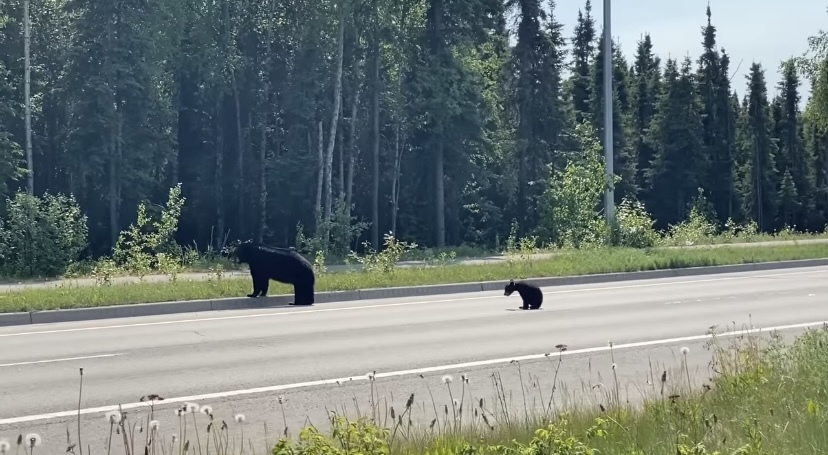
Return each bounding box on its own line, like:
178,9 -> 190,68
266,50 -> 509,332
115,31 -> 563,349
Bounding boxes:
680,346 -> 690,355
185,402 -> 200,413
200,405 -> 213,415
149,420 -> 160,431
278,396 -> 284,404
0,438 -> 10,454
442,375 -> 453,384
234,413 -> 246,424
453,399 -> 460,406
366,371 -> 375,380
105,411 -> 121,424
612,363 -> 617,370
25,434 -> 41,448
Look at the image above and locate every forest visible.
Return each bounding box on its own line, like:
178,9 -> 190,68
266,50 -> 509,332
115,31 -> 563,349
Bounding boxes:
1,0 -> 828,266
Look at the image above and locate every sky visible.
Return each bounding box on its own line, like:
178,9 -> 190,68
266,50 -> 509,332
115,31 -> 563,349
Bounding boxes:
538,0 -> 827,103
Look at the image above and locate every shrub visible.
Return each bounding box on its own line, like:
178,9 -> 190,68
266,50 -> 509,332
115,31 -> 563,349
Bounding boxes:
615,198 -> 660,248
0,191 -> 88,277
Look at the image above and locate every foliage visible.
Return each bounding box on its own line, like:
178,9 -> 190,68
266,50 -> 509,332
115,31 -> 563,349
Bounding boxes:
0,192 -> 88,278
614,198 -> 660,248
112,184 -> 186,279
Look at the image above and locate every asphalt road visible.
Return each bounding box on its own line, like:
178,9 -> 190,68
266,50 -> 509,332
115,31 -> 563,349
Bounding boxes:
0,265 -> 827,453
1,238 -> 826,292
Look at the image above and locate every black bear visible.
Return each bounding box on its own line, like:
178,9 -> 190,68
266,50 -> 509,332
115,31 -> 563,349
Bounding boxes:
504,279 -> 543,310
232,241 -> 316,305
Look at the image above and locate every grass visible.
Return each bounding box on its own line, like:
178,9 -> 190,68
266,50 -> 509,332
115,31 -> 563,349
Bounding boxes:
2,243 -> 828,313
8,321 -> 828,455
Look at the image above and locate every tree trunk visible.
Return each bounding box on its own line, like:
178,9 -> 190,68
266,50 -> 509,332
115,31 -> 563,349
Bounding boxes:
315,120 -> 324,225
215,98 -> 225,251
233,72 -> 245,239
435,140 -> 445,247
370,0 -> 380,249
323,0 -> 346,245
337,101 -> 345,199
346,86 -> 359,217
391,122 -> 405,235
23,0 -> 33,195
258,0 -> 275,243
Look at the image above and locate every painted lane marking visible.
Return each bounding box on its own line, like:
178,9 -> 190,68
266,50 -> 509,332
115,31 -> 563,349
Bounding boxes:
0,353 -> 123,368
1,268 -> 825,339
1,319 -> 825,425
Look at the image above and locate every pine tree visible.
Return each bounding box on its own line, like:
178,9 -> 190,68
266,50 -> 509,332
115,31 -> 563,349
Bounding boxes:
509,0 -> 568,233
567,0 -> 596,125
589,33 -> 637,202
772,59 -> 813,229
645,57 -> 706,227
737,63 -> 779,229
696,6 -> 736,224
804,58 -> 828,228
0,57 -> 25,195
629,33 -> 661,198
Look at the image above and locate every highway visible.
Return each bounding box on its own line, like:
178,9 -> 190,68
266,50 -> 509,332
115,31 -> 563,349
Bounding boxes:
0,265 -> 826,453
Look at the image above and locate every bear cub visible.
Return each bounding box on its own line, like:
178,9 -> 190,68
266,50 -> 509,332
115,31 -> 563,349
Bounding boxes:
504,279 -> 543,310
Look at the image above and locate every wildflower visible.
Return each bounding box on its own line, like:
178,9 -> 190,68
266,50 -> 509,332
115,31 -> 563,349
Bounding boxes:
555,344 -> 568,351
200,405 -> 213,416
149,421 -> 160,431
185,402 -> 200,413
234,414 -> 246,424
453,399 -> 459,407
442,375 -> 453,384
611,363 -> 617,370
278,396 -> 284,404
680,346 -> 690,355
24,434 -> 41,448
366,371 -> 375,381
105,411 -> 121,424
0,438 -> 10,454
461,374 -> 469,384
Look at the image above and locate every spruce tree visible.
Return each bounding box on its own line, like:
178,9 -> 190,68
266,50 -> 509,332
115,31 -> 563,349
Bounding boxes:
737,63 -> 779,229
509,0 -> 568,233
645,57 -> 706,227
567,0 -> 596,125
589,33 -> 637,202
696,6 -> 736,224
629,33 -> 661,198
773,59 -> 813,229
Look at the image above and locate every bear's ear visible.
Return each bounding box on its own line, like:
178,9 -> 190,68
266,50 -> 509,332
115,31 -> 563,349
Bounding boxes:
509,279 -> 514,284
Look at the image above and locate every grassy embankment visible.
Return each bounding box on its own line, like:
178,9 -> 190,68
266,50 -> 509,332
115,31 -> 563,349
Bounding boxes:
1,242 -> 827,313
10,322 -> 828,454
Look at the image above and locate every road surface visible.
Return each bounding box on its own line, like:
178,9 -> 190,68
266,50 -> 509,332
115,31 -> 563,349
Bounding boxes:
1,238 -> 826,293
0,265 -> 826,453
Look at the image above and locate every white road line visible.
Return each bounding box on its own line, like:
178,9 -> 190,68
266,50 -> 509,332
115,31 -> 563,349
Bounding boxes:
0,353 -> 123,368
1,268 -> 825,339
1,319 -> 825,426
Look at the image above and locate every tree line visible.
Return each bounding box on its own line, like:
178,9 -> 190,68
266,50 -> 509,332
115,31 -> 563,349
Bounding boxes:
1,0 -> 827,259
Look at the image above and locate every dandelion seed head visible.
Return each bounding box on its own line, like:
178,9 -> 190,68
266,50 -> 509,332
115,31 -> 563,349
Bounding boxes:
105,411 -> 121,424
278,396 -> 284,404
612,363 -> 617,370
25,434 -> 41,448
442,375 -> 453,384
453,399 -> 459,406
200,405 -> 213,416
149,420 -> 160,431
681,346 -> 690,355
366,371 -> 375,380
234,413 -> 246,423
185,402 -> 200,413
0,439 -> 10,454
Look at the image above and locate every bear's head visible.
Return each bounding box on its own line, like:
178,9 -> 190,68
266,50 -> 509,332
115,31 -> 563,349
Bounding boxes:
503,279 -> 516,296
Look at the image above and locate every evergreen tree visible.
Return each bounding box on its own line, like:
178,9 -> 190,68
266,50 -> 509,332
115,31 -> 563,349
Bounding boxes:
629,33 -> 661,198
0,57 -> 25,195
773,59 -> 813,229
589,33 -> 637,202
508,0 -> 568,233
804,58 -> 828,228
737,63 -> 779,229
645,57 -> 706,227
696,6 -> 736,224
567,0 -> 596,125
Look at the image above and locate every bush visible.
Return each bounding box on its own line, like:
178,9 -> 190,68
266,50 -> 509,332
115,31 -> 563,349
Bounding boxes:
0,191 -> 88,277
614,198 -> 660,248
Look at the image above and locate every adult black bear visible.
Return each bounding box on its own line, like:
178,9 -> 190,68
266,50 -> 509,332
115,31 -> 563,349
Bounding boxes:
504,279 -> 543,310
232,241 -> 316,305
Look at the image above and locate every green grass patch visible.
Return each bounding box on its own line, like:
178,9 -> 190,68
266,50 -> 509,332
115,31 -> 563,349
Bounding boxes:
1,243 -> 827,313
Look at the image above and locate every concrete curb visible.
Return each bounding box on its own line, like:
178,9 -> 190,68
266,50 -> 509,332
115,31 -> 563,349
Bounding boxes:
2,257 -> 827,328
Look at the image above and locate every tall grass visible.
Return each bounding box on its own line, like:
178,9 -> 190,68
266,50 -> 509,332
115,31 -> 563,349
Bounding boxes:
6,322 -> 828,455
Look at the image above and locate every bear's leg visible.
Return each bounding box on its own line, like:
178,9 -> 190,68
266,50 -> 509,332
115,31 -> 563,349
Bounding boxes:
530,293 -> 543,309
259,278 -> 270,297
247,269 -> 262,298
293,284 -> 313,305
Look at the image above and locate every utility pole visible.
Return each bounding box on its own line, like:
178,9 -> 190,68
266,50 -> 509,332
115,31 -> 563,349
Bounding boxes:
24,0 -> 33,195
602,0 -> 614,225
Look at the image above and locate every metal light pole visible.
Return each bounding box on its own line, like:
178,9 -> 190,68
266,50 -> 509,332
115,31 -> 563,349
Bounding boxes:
602,0 -> 615,225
